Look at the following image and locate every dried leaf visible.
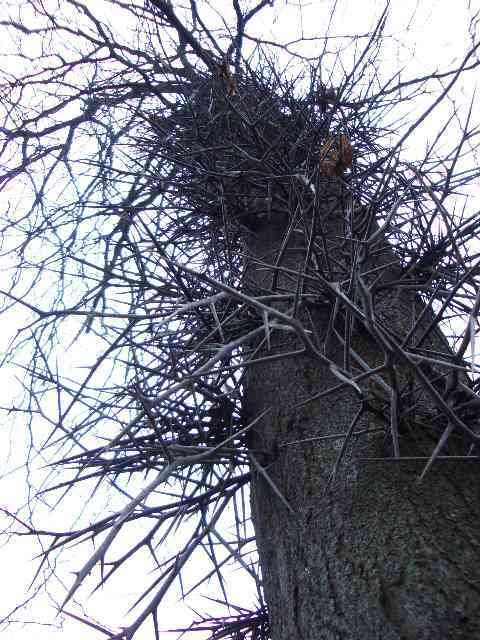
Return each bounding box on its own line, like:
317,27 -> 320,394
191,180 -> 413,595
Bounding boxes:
216,57 -> 237,97
319,136 -> 335,162
340,134 -> 353,168
226,76 -> 238,97
319,158 -> 338,177
217,60 -> 231,81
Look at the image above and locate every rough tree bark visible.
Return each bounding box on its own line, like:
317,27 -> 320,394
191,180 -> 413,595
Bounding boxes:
244,183 -> 480,639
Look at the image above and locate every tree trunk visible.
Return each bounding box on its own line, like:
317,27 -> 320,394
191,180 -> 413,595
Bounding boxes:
244,186 -> 480,640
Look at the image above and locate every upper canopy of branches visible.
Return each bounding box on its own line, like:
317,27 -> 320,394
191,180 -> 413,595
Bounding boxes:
1,1 -> 480,638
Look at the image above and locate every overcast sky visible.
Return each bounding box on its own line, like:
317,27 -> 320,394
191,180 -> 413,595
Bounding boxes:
0,1 -> 479,638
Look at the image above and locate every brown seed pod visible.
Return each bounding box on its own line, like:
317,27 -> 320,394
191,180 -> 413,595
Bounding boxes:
319,136 -> 340,176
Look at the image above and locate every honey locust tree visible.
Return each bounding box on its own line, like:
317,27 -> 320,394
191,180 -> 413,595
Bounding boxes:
1,1 -> 480,638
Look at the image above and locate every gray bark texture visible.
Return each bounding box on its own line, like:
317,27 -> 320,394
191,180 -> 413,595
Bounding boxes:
244,185 -> 480,640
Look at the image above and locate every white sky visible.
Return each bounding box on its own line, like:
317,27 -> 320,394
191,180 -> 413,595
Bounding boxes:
0,0 -> 479,638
